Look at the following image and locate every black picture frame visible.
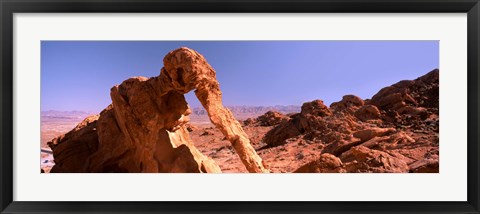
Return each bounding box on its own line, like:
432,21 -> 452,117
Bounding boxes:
1,0 -> 479,213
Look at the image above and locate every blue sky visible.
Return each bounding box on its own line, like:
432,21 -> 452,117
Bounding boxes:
41,41 -> 439,113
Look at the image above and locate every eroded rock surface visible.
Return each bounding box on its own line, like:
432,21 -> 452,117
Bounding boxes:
48,47 -> 268,173
46,50 -> 439,174
340,145 -> 410,173
260,69 -> 439,173
294,153 -> 345,173
243,111 -> 289,127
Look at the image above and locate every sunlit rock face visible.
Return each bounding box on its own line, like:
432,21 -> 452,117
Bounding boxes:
47,48 -> 439,174
48,47 -> 267,173
261,69 -> 439,173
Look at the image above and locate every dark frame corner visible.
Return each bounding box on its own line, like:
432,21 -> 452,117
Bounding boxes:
1,0 -> 479,213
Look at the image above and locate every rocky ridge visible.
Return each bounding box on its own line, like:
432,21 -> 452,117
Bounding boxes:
45,47 -> 439,173
175,68 -> 439,173
257,69 -> 439,173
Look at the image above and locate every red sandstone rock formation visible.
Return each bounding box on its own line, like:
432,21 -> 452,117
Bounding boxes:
261,69 -> 439,173
302,100 -> 333,117
48,47 -> 268,173
243,111 -> 290,127
370,69 -> 439,112
46,50 -> 438,174
48,115 -> 99,172
354,105 -> 381,122
294,153 -> 345,173
340,145 -> 410,173
330,95 -> 364,114
263,99 -> 361,147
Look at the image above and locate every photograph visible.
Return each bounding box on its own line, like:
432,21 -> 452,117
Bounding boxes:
40,41 -> 439,173
3,0 -> 478,212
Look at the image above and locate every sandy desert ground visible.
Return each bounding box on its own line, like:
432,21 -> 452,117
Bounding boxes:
41,107 -> 297,172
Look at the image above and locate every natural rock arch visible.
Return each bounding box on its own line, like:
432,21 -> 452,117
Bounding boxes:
48,47 -> 269,173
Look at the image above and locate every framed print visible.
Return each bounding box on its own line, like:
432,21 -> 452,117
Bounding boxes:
1,0 -> 479,213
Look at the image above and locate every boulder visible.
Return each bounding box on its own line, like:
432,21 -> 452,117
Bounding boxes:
243,118 -> 256,126
256,111 -> 289,126
352,127 -> 396,142
331,95 -> 364,108
322,137 -> 362,156
330,95 -> 364,114
359,131 -> 415,151
263,115 -> 307,147
48,115 -> 99,173
340,146 -> 410,173
301,100 -> 332,117
294,153 -> 345,173
354,105 -> 381,121
263,102 -> 361,147
370,69 -> 439,112
409,159 -> 439,173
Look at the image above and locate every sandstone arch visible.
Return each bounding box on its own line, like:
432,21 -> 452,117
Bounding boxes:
48,47 -> 268,173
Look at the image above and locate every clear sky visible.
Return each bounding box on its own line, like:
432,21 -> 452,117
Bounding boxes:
41,41 -> 439,113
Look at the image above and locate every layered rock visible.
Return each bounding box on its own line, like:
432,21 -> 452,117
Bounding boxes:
262,69 -> 439,173
340,146 -> 410,173
48,115 -> 99,172
263,99 -> 361,147
294,153 -> 345,173
48,47 -> 268,173
330,95 -> 364,114
243,111 -> 289,127
47,50 -> 439,174
370,69 -> 439,114
302,100 -> 332,117
320,127 -> 395,156
409,159 -> 439,173
354,105 -> 381,122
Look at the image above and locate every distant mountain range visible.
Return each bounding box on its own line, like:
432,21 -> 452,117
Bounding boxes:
41,110 -> 95,119
191,105 -> 300,116
42,105 -> 301,119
